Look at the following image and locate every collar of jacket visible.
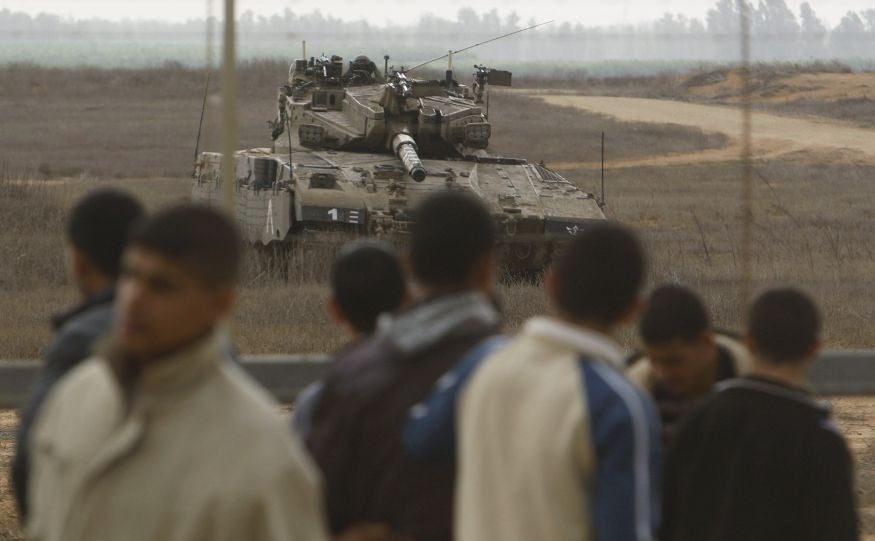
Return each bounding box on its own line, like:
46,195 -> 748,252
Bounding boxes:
105,328 -> 226,406
715,375 -> 827,412
51,287 -> 115,331
523,316 -> 625,369
376,291 -> 500,356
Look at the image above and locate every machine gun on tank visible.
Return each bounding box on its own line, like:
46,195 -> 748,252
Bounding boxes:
387,70 -> 416,99
472,64 -> 514,104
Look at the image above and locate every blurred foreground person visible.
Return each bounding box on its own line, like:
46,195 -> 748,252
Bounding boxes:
627,285 -> 751,446
12,188 -> 144,519
306,192 -> 500,541
662,289 -> 858,541
26,206 -> 328,541
293,240 -> 408,437
457,223 -> 660,541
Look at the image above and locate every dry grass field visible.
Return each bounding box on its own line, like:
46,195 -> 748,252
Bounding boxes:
1,62 -> 875,536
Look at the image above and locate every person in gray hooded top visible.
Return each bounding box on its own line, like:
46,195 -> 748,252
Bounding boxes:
305,191 -> 501,541
12,188 -> 144,520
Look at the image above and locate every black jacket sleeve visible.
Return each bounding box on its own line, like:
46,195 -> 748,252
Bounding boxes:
804,429 -> 859,541
304,377 -> 357,534
11,330 -> 93,519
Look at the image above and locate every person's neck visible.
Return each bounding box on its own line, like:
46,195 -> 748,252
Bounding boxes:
129,326 -> 217,368
751,359 -> 811,389
78,274 -> 112,299
555,312 -> 613,337
692,345 -> 721,397
413,283 -> 481,303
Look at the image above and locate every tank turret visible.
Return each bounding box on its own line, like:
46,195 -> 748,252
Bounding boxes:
271,64 -> 493,182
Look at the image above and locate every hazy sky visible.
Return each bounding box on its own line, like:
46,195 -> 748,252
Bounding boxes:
1,0 -> 871,27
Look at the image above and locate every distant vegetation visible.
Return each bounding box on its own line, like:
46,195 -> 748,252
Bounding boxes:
2,1 -> 875,72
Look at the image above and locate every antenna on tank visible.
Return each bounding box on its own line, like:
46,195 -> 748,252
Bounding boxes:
599,132 -> 606,208
193,73 -> 210,176
446,50 -> 453,88
406,20 -> 553,74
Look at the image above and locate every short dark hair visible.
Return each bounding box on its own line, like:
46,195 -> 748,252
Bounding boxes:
67,189 -> 145,278
640,285 -> 710,345
748,288 -> 820,364
129,205 -> 242,287
553,223 -> 645,326
409,192 -> 495,287
331,240 -> 406,334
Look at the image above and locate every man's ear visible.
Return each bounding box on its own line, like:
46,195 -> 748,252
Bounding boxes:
213,288 -> 237,319
326,296 -> 346,326
806,339 -> 823,364
743,332 -> 758,356
470,250 -> 496,293
699,329 -> 716,348
618,296 -> 644,326
68,246 -> 90,280
544,268 -> 559,304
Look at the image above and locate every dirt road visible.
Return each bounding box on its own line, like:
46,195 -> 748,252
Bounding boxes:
535,95 -> 875,168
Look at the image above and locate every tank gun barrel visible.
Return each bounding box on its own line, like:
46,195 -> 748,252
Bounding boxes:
392,133 -> 426,182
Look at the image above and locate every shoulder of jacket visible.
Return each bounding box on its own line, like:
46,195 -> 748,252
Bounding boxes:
32,357 -> 120,445
215,361 -> 283,421
47,357 -> 114,403
624,357 -> 653,391
55,304 -> 113,342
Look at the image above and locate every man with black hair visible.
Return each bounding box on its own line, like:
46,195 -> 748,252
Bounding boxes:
457,223 -> 660,541
327,240 -> 407,336
662,288 -> 858,541
627,285 -> 751,446
12,188 -> 144,519
293,240 -> 408,437
25,205 -> 329,541
306,191 -> 501,541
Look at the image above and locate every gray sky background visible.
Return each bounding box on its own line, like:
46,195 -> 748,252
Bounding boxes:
1,0 -> 871,27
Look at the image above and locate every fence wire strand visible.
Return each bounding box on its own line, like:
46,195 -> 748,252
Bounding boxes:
738,0 -> 755,317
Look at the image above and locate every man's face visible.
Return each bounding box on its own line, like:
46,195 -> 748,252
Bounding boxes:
116,246 -> 233,362
645,333 -> 718,396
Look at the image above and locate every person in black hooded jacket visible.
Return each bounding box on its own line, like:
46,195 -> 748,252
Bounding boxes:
662,288 -> 858,541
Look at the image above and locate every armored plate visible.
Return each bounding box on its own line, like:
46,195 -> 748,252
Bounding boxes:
194,147 -> 604,271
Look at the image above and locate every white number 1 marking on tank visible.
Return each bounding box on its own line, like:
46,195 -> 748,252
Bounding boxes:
328,208 -> 339,221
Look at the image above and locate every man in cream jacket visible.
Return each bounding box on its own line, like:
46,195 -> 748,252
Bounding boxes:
457,224 -> 660,541
26,206 -> 329,541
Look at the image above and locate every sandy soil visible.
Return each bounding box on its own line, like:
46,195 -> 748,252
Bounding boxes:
535,94 -> 875,165
0,412 -> 21,540
691,72 -> 875,105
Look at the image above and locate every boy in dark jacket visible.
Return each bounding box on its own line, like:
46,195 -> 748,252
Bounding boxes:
292,240 -> 407,439
662,288 -> 858,541
306,192 -> 500,541
11,189 -> 144,519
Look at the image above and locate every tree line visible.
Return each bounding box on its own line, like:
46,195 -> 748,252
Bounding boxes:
1,0 -> 873,65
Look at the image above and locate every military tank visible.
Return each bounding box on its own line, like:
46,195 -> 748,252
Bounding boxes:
193,46 -> 605,274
